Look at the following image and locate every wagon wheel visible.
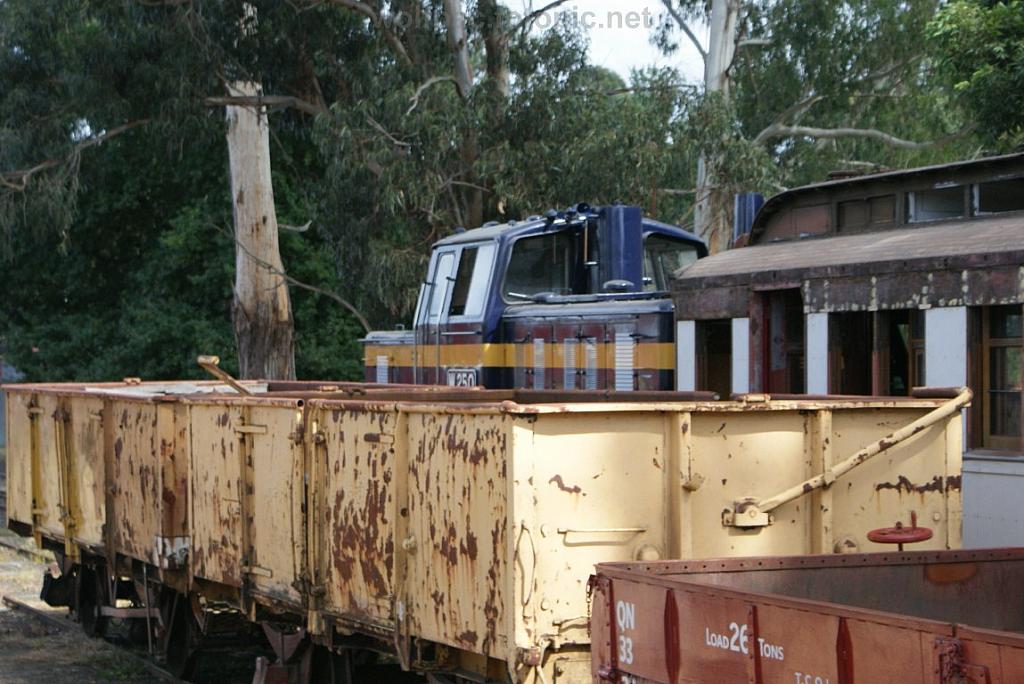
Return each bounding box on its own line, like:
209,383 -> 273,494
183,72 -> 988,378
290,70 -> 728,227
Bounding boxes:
76,565 -> 109,638
163,592 -> 198,680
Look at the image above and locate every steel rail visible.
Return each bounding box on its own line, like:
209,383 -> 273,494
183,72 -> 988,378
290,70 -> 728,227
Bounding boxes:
1,594 -> 186,684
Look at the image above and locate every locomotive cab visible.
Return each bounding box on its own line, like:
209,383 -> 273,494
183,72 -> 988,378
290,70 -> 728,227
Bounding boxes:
363,204 -> 706,389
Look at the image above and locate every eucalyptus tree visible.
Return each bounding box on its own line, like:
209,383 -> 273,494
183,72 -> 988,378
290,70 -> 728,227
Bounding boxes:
0,0 -> 705,378
929,0 -> 1024,151
657,0 -> 976,251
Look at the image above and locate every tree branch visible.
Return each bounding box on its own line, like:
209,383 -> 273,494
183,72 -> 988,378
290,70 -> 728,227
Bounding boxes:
365,114 -> 412,148
736,37 -> 771,49
205,94 -> 327,116
602,84 -> 701,96
0,119 -> 150,191
769,93 -> 825,128
406,76 -> 458,115
754,123 -> 952,149
225,223 -> 372,333
660,0 -> 707,63
321,0 -> 411,66
508,0 -> 575,36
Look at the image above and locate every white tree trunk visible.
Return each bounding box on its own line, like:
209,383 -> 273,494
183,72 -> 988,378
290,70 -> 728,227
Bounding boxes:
479,0 -> 510,98
443,0 -> 474,99
705,0 -> 739,96
695,0 -> 741,253
442,0 -> 483,227
226,81 -> 296,380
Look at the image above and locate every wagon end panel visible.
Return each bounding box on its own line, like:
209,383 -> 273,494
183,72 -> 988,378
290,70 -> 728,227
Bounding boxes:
830,407 -> 961,552
686,404 -> 962,559
5,391 -> 35,531
315,405 -> 398,627
405,410 -> 511,661
688,409 -> 816,559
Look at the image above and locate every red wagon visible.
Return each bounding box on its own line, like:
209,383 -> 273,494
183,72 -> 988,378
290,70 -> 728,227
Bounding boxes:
591,549 -> 1024,683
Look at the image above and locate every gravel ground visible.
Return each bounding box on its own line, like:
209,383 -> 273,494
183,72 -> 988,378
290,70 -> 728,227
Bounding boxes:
0,545 -> 160,683
0,445 -> 163,683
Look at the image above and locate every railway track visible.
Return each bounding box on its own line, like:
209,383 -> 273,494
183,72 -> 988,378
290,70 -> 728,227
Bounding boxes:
1,594 -> 186,684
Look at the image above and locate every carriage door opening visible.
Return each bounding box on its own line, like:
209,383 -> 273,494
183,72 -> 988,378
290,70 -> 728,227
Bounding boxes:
830,312 -> 874,395
763,289 -> 805,394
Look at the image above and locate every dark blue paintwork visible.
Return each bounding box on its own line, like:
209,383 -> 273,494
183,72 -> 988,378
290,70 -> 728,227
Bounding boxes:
432,205 -> 707,350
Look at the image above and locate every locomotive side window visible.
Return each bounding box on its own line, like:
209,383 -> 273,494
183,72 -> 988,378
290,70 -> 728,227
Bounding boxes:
643,235 -> 699,291
426,251 -> 457,322
504,232 -> 578,300
448,243 -> 495,318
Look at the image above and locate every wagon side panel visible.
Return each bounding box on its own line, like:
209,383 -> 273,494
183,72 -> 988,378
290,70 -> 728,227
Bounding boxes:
109,400 -> 163,562
68,396 -> 106,547
594,569 -> 954,684
406,411 -> 510,659
524,412 -> 670,649
35,393 -> 63,539
318,406 -> 398,624
188,403 -> 244,587
247,404 -> 306,606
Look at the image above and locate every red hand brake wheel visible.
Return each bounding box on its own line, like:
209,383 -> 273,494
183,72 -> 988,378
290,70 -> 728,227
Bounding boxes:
867,511 -> 933,551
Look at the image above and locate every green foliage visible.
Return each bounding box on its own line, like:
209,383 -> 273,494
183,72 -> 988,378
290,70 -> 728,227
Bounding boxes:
658,0 -> 979,189
929,0 -> 1024,150
0,0 -> 368,381
686,92 -> 776,197
312,11 -> 707,323
0,0 -> 990,382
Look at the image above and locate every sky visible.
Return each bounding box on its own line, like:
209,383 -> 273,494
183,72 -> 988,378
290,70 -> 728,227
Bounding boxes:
499,0 -> 706,82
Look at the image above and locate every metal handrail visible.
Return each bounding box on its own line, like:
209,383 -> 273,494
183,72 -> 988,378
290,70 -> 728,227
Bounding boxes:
727,387 -> 972,528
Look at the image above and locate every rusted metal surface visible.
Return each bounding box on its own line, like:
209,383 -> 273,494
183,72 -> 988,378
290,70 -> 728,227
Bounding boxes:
3,379 -> 967,682
592,548 -> 1024,683
316,405 -> 399,628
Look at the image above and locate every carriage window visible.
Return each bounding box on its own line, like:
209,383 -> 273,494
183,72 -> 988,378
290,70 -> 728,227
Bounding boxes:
908,186 -> 964,222
982,305 -> 1022,450
837,195 -> 895,230
448,243 -> 495,318
643,235 -> 699,291
976,178 -> 1024,215
504,232 -> 578,300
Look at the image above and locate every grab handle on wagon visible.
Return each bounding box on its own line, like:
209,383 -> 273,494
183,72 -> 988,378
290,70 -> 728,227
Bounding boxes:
723,387 -> 972,529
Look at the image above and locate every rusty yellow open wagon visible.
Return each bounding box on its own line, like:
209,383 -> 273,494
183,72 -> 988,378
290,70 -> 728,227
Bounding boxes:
3,377 -> 968,682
